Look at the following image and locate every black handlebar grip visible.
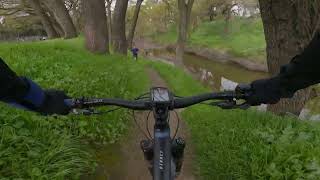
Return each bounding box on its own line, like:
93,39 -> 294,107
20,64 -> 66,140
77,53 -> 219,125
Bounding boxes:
236,84 -> 251,93
64,99 -> 75,108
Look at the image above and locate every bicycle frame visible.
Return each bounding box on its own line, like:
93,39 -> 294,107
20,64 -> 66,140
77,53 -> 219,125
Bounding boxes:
153,103 -> 174,180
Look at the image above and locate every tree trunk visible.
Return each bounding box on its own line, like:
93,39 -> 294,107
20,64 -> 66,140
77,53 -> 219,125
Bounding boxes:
29,0 -> 59,39
224,5 -> 232,34
163,0 -> 171,29
208,5 -> 215,21
112,0 -> 129,55
44,0 -> 77,39
48,11 -> 65,37
106,0 -> 113,50
127,0 -> 143,49
70,0 -> 84,32
176,0 -> 194,66
83,0 -> 109,54
41,4 -> 65,37
223,3 -> 237,34
259,0 -> 320,115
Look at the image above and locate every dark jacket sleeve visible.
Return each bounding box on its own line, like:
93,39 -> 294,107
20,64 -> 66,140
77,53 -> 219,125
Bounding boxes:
248,32 -> 320,105
0,58 -> 29,101
275,32 -> 320,97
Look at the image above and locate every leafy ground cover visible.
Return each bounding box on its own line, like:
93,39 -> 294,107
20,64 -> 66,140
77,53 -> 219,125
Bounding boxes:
148,61 -> 320,179
0,38 -> 149,179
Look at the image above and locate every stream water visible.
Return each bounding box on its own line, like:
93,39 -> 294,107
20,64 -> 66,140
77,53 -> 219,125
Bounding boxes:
183,53 -> 268,90
151,49 -> 268,90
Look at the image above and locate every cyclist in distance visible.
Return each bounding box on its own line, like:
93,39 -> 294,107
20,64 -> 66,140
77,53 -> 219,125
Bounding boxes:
131,45 -> 140,61
0,57 -> 70,115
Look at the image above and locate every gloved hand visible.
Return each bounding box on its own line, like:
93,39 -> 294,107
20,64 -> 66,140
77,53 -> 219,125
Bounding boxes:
9,79 -> 71,115
0,58 -> 71,115
236,77 -> 283,106
0,58 -> 29,101
39,90 -> 71,115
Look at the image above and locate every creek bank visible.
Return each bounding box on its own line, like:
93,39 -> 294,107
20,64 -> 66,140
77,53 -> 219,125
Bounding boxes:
184,46 -> 268,72
135,39 -> 268,72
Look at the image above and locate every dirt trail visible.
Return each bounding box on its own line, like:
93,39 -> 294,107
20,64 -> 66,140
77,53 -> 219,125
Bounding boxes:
106,68 -> 196,180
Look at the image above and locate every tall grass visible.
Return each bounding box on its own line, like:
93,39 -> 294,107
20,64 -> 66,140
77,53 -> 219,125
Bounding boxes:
0,109 -> 93,179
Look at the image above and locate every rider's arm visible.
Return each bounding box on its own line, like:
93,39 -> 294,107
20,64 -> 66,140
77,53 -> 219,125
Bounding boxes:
0,58 -> 30,101
0,58 -> 70,115
277,32 -> 320,93
241,32 -> 320,105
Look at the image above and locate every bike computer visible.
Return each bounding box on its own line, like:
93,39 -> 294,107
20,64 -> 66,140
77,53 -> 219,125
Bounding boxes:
150,87 -> 172,103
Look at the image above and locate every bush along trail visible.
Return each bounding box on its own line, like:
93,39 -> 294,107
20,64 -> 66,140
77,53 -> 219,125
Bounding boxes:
1,39 -> 320,179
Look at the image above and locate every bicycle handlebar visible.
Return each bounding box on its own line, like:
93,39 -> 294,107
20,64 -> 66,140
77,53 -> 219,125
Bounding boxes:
65,91 -> 245,111
65,98 -> 151,110
173,91 -> 240,109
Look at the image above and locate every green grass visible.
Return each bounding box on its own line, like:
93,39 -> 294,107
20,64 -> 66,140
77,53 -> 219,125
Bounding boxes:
149,61 -> 320,179
149,18 -> 267,63
0,110 -> 93,179
0,38 -> 149,179
190,18 -> 266,62
149,25 -> 178,45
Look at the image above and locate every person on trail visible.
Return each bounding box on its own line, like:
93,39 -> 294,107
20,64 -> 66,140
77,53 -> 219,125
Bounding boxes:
237,32 -> 320,106
0,57 -> 70,115
131,46 -> 139,61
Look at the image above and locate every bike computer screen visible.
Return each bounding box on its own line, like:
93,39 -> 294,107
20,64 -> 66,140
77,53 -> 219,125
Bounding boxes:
151,87 -> 171,103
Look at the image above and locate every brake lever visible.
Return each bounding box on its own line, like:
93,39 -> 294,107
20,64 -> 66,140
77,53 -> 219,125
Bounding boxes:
209,100 -> 250,110
210,100 -> 236,109
71,108 -> 101,115
237,102 -> 250,110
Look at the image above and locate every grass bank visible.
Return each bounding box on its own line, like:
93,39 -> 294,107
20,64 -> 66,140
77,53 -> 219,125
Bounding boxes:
148,62 -> 320,179
150,18 -> 266,63
0,38 -> 149,179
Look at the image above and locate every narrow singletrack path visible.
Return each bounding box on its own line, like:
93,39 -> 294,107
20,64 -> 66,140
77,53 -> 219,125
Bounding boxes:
109,67 -> 196,180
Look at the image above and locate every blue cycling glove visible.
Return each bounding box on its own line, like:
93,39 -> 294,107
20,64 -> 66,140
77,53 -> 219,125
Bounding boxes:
10,78 -> 71,115
0,58 -> 70,115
